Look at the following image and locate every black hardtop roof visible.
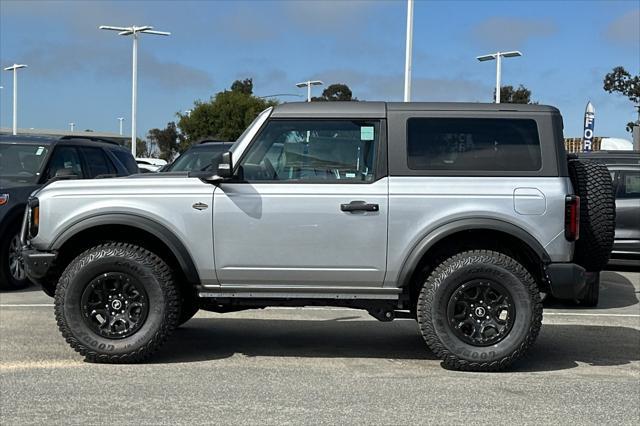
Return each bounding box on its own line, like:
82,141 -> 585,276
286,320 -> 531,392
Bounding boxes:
0,134 -> 126,149
270,101 -> 560,118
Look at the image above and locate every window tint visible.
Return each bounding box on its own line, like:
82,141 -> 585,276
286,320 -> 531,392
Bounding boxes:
111,149 -> 139,174
46,146 -> 83,179
239,120 -> 379,182
619,171 -> 640,199
407,118 -> 542,171
82,147 -> 117,178
168,144 -> 231,172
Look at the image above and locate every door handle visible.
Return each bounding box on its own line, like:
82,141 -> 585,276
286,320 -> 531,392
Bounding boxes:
340,201 -> 379,212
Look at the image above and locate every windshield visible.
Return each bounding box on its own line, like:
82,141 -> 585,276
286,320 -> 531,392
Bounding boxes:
0,143 -> 50,184
165,144 -> 231,172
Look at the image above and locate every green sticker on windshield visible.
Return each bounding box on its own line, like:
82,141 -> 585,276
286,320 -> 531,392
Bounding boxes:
361,126 -> 374,141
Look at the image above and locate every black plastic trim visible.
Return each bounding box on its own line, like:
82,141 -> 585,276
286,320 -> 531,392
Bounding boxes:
50,213 -> 201,285
396,218 -> 551,288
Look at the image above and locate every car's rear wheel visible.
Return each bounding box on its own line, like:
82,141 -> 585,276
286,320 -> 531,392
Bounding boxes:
0,230 -> 31,290
417,250 -> 542,371
54,242 -> 179,363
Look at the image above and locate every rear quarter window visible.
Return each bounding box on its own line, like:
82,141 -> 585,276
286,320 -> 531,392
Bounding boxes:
407,118 -> 542,171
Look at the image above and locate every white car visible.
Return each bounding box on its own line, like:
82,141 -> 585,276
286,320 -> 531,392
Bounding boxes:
135,157 -> 167,173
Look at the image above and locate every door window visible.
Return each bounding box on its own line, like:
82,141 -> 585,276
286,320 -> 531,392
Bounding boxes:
238,120 -> 379,182
46,146 -> 84,179
81,147 -> 117,178
619,171 -> 640,199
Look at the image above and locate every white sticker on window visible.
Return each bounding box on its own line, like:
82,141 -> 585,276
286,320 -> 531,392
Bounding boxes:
35,147 -> 44,155
361,126 -> 374,141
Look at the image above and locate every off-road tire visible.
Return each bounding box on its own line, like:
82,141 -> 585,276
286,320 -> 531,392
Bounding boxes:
0,228 -> 31,290
568,159 -> 616,271
576,272 -> 599,307
54,242 -> 180,363
417,250 -> 542,372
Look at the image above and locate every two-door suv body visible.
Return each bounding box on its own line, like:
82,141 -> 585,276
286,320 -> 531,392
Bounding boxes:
21,102 -> 615,371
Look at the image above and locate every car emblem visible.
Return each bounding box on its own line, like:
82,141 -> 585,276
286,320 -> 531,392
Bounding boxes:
192,202 -> 208,211
0,194 -> 8,206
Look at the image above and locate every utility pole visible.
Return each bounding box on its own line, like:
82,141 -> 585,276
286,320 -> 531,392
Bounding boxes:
404,0 -> 414,102
3,64 -> 28,135
69,122 -> 75,132
99,25 -> 170,157
118,117 -> 124,135
476,51 -> 522,103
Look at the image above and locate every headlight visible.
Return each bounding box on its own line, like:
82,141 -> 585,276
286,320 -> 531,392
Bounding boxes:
28,197 -> 39,238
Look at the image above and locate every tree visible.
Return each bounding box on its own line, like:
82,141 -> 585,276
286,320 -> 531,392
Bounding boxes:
495,85 -> 535,104
124,138 -> 149,158
311,83 -> 355,101
177,79 -> 276,149
603,66 -> 640,132
230,78 -> 253,95
147,122 -> 179,161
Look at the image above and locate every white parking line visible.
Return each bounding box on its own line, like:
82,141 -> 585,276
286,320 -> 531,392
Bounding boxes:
0,304 -> 54,307
544,312 -> 640,318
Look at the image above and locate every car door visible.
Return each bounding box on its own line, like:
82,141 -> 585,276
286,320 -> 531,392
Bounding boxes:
79,146 -> 118,178
43,145 -> 85,180
212,118 -> 388,289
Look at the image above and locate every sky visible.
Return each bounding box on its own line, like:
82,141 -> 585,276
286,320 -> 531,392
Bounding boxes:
0,0 -> 639,140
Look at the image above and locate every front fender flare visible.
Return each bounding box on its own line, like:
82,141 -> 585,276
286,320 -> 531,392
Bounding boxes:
50,213 -> 200,285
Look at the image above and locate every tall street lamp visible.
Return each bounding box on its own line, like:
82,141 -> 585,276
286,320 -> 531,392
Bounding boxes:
118,117 -> 124,135
69,122 -> 75,132
3,64 -> 27,135
476,51 -> 522,104
296,80 -> 323,102
99,25 -> 170,157
404,0 -> 414,102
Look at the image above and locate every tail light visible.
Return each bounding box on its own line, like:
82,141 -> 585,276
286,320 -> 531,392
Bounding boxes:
565,195 -> 580,241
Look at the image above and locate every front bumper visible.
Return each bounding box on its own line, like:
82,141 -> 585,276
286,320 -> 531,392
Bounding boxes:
545,263 -> 587,299
23,249 -> 57,297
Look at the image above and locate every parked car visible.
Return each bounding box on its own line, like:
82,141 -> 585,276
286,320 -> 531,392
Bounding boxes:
162,140 -> 234,172
22,102 -> 615,371
136,158 -> 167,173
578,151 -> 640,268
0,134 -> 138,290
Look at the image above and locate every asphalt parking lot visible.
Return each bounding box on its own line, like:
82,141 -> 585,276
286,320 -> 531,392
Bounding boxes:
1,270 -> 639,425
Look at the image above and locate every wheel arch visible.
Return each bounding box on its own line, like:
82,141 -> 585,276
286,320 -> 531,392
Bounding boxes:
397,218 -> 551,305
50,214 -> 200,286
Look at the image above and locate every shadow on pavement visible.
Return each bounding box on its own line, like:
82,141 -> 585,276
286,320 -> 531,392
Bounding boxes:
0,284 -> 43,294
154,317 -> 640,372
544,271 -> 639,310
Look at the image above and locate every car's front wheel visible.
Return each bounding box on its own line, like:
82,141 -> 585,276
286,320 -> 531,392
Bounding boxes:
54,242 -> 179,363
0,230 -> 31,290
417,250 -> 542,371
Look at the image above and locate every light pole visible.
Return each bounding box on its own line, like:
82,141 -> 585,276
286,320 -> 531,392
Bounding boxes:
99,25 -> 170,157
296,80 -> 323,102
404,0 -> 414,102
3,64 -> 27,135
476,51 -> 522,103
117,117 -> 124,135
69,122 -> 75,132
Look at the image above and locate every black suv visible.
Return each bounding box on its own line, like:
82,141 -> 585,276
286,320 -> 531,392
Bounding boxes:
0,135 -> 139,289
162,140 -> 234,172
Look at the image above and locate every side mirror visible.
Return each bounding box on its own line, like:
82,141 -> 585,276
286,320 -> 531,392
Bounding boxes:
216,151 -> 233,179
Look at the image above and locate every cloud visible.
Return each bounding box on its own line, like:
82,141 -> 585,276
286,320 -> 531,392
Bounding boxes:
312,69 -> 491,102
470,17 -> 557,49
3,40 -> 213,91
605,9 -> 640,46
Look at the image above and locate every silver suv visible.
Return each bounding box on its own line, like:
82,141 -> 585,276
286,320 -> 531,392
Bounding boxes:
21,102 -> 615,371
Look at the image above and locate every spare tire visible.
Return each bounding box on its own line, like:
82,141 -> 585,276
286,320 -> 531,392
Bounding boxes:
568,158 -> 616,271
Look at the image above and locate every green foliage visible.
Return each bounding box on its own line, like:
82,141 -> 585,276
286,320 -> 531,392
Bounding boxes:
124,137 -> 150,158
147,122 -> 179,161
311,83 -> 355,101
495,85 -> 535,104
177,79 -> 276,149
603,66 -> 639,133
